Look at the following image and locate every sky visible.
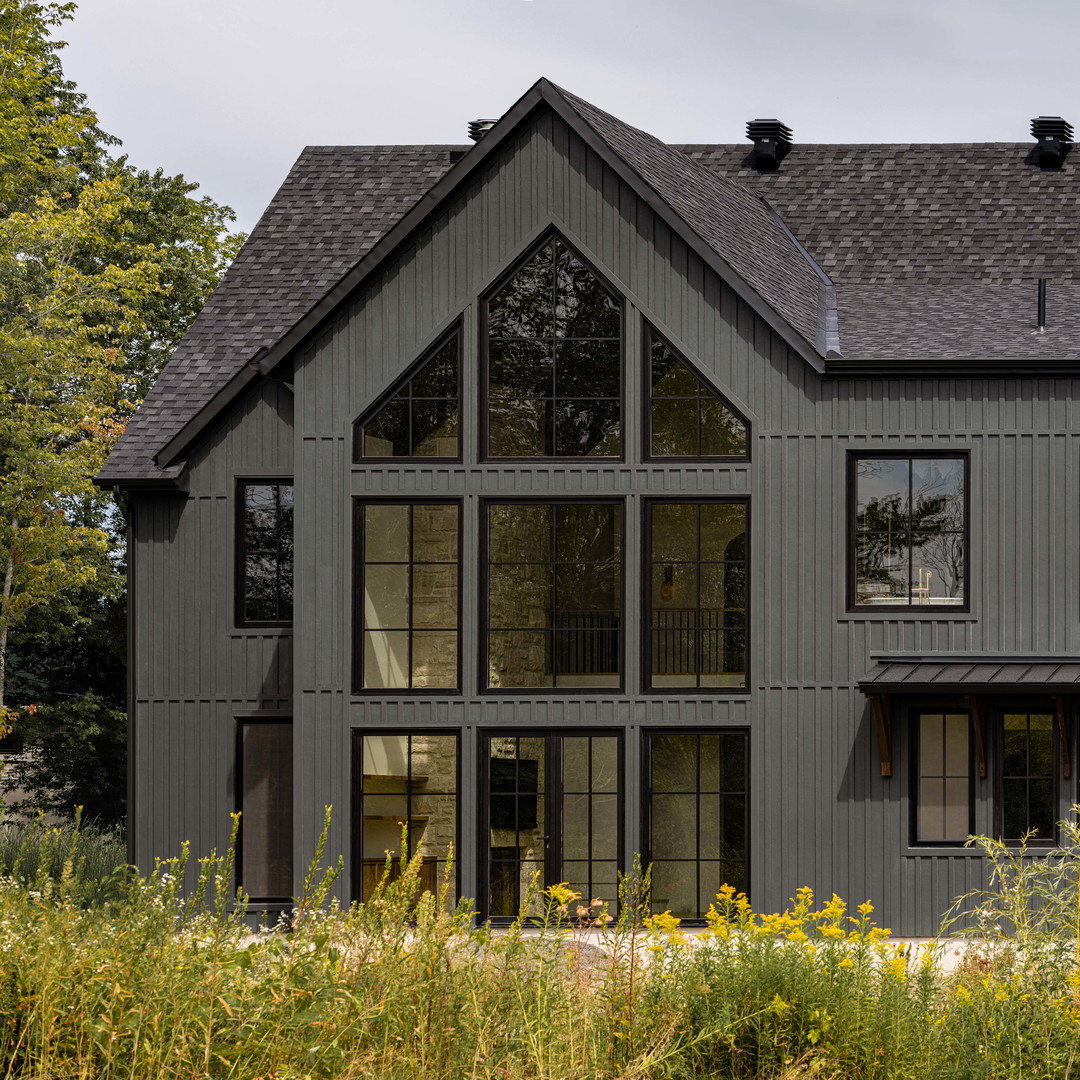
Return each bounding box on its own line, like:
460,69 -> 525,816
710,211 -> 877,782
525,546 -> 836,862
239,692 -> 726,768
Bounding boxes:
57,0 -> 1080,234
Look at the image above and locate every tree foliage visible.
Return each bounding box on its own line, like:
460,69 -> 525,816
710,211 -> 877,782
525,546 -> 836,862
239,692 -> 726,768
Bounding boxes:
0,0 -> 242,818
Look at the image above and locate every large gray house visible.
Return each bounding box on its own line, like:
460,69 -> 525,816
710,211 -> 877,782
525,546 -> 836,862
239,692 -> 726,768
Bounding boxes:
96,80 -> 1080,933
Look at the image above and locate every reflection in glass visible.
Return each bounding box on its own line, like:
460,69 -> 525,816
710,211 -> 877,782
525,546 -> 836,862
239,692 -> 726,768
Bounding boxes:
241,484 -> 294,623
1001,713 -> 1055,842
916,712 -> 971,843
361,503 -> 459,689
648,330 -> 747,458
358,332 -> 460,459
487,503 -> 622,688
648,732 -> 747,917
487,736 -> 546,917
359,734 -> 458,907
854,456 -> 965,606
649,502 -> 746,689
487,236 -> 621,458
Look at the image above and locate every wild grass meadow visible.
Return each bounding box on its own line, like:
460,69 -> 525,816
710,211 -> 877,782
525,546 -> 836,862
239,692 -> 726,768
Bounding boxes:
0,813 -> 1078,1078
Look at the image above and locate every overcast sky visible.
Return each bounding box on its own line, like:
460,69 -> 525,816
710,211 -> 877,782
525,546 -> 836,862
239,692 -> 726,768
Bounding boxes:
57,0 -> 1080,233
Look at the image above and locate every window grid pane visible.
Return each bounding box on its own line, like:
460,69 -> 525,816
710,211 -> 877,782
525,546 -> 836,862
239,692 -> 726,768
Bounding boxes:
486,503 -> 622,689
358,333 -> 460,459
648,732 -> 748,918
915,712 -> 971,844
649,502 -> 746,689
361,503 -> 459,690
1000,712 -> 1056,843
241,483 -> 294,625
360,734 -> 458,907
487,236 -> 621,459
853,455 -> 966,608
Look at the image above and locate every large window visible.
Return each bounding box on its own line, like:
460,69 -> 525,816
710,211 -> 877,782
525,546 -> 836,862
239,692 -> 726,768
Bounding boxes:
238,720 -> 293,901
483,733 -> 620,920
485,501 -> 622,689
355,733 -> 458,906
237,482 -> 294,626
354,326 -> 460,460
913,711 -> 972,844
647,325 -> 747,459
647,732 -> 748,918
485,233 -> 622,459
851,454 -> 967,609
355,501 -> 460,691
647,501 -> 747,690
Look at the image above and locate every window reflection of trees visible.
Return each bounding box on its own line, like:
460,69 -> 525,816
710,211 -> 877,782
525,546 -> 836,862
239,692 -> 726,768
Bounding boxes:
854,457 -> 965,605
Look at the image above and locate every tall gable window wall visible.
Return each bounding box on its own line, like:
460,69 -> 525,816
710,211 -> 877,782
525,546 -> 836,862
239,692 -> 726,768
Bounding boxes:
351,229 -> 752,920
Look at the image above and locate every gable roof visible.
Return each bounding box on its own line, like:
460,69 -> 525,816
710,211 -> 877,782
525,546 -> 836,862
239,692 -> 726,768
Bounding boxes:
97,81 -> 1080,486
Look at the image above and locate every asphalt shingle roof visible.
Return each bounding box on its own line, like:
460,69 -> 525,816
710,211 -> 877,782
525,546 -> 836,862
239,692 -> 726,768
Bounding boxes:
98,87 -> 1080,485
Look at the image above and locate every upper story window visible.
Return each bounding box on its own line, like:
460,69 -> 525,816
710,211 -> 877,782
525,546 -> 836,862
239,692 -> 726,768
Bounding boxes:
355,501 -> 460,691
485,500 -> 622,689
647,325 -> 747,459
646,500 -> 747,690
355,326 -> 460,461
851,453 -> 967,609
237,481 -> 294,626
484,234 -> 622,459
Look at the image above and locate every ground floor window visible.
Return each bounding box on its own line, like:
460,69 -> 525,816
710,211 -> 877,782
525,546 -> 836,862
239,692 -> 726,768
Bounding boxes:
913,711 -> 972,844
483,732 -> 621,919
645,731 -> 748,917
238,719 -> 293,901
909,701 -> 1062,847
999,710 -> 1056,844
354,732 -> 459,905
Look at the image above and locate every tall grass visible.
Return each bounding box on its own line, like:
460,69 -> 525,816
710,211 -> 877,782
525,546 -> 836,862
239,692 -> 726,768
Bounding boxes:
0,811 -> 1078,1077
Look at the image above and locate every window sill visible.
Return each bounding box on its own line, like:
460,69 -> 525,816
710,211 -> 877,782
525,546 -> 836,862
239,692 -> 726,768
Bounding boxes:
839,611 -> 976,622
229,627 -> 293,638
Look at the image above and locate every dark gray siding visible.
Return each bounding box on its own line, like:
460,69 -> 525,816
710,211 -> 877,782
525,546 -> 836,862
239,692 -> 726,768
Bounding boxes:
130,379 -> 293,876
135,107 -> 1080,934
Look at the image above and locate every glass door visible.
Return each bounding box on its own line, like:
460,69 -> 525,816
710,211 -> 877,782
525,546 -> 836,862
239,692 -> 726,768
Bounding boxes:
482,733 -> 620,920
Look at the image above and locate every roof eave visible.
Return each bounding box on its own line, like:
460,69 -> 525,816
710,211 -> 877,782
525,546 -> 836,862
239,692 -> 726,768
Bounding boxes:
156,78 -> 829,469
826,356 -> 1080,376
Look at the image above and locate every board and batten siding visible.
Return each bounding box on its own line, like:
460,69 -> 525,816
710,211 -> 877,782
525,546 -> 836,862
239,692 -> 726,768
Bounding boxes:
132,104 -> 1080,934
130,378 -> 293,876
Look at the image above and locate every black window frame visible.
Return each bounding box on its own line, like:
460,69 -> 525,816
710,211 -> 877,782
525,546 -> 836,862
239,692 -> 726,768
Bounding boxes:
477,729 -> 625,925
642,321 -> 750,463
642,728 -> 750,923
352,498 -> 464,696
351,729 -> 461,906
908,706 -> 975,847
642,497 -> 750,695
235,714 -> 294,904
479,228 -> 626,463
847,450 -> 970,613
480,497 -> 626,695
235,478 -> 295,629
995,703 -> 1059,847
352,320 -> 463,464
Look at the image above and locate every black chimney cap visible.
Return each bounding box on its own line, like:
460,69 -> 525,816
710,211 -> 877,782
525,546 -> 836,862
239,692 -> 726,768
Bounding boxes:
1030,116 -> 1072,169
468,119 -> 498,142
746,119 -> 793,172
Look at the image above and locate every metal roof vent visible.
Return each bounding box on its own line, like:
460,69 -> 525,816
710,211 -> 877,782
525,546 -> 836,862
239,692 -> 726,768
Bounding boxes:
468,119 -> 498,142
1031,116 -> 1072,169
746,119 -> 793,172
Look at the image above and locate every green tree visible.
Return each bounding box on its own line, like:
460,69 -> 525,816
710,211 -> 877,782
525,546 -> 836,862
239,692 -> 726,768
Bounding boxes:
0,1 -> 241,818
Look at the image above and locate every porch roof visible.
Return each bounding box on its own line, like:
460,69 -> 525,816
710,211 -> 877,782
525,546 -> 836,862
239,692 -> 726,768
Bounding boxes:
858,655 -> 1080,694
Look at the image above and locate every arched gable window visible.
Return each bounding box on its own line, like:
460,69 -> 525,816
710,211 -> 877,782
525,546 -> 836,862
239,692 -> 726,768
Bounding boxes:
484,233 -> 622,459
646,324 -> 748,459
354,324 -> 461,461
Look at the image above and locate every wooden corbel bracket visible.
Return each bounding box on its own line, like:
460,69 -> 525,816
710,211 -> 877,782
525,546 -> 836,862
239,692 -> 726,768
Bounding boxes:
1054,695 -> 1072,779
869,694 -> 893,777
